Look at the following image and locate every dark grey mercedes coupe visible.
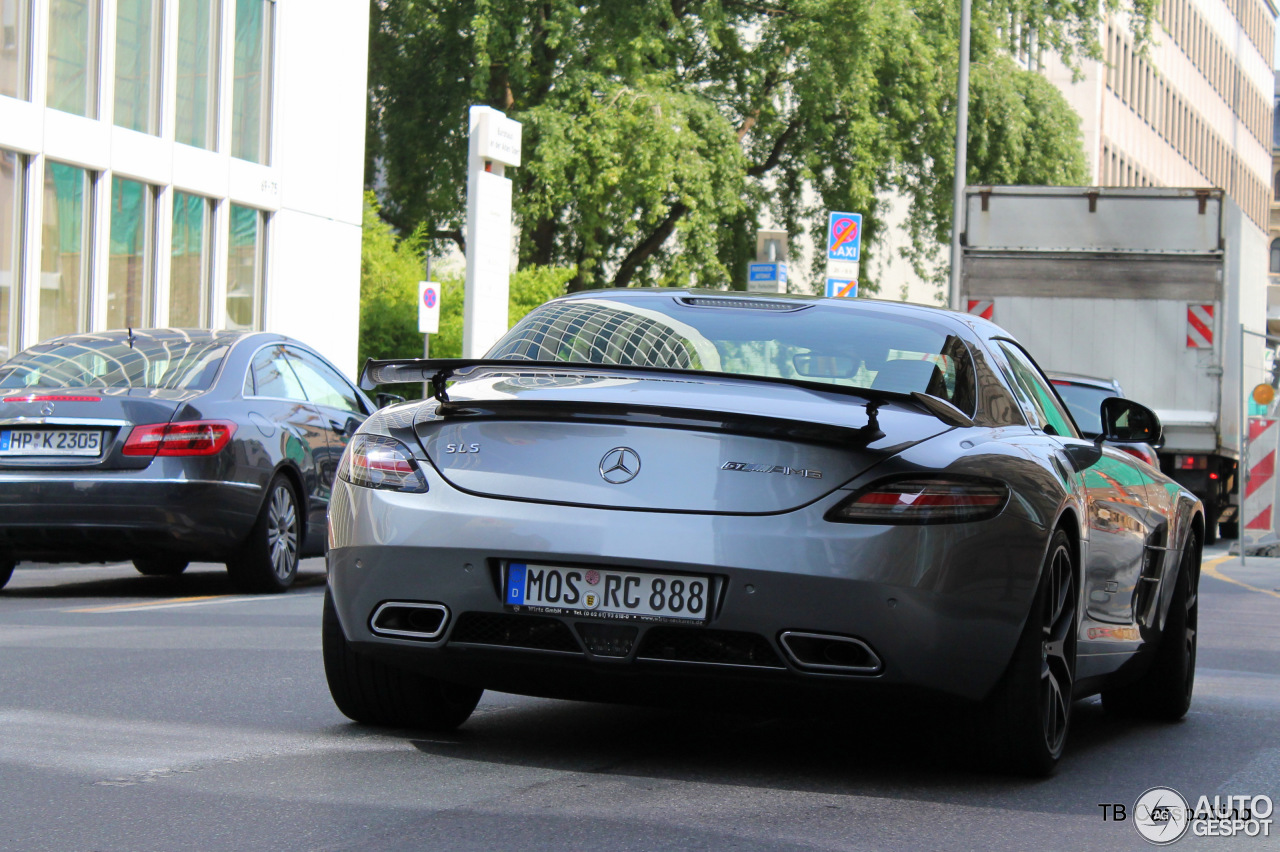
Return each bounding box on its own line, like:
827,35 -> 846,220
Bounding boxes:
0,329 -> 372,593
323,290 -> 1202,775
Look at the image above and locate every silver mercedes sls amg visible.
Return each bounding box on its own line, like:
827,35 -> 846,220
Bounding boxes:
323,290 -> 1202,775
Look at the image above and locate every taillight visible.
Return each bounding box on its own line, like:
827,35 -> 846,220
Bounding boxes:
338,434 -> 427,493
123,420 -> 237,457
1118,445 -> 1157,466
826,477 -> 1008,524
1177,455 -> 1207,470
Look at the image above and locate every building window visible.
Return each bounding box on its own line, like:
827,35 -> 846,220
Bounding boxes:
46,0 -> 100,118
1,149 -> 23,359
1,0 -> 32,100
1271,239 -> 1280,274
226,203 -> 265,330
107,176 -> 154,328
40,162 -> 93,340
231,0 -> 273,164
1274,171 -> 1280,203
170,190 -> 211,325
113,0 -> 162,134
176,0 -> 220,149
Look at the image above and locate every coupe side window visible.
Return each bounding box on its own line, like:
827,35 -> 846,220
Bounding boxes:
997,342 -> 1077,439
250,347 -> 307,401
284,348 -> 366,414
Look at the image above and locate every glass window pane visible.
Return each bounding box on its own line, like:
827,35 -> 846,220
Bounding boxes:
1,0 -> 32,100
47,0 -> 100,118
251,345 -> 304,399
40,162 -> 91,341
107,176 -> 153,329
170,190 -> 209,326
285,346 -> 362,413
175,0 -> 219,149
226,203 -> 263,330
231,0 -> 273,163
1,149 -> 22,359
113,0 -> 161,134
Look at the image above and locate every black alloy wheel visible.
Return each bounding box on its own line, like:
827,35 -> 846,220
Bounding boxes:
979,529 -> 1078,776
1102,532 -> 1200,720
1037,537 -> 1077,758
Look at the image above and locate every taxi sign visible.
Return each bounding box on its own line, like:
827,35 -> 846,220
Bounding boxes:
827,212 -> 862,263
418,281 -> 441,334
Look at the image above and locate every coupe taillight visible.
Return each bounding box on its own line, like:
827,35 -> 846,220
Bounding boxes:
826,477 -> 1008,524
123,420 -> 237,457
338,434 -> 428,493
1118,445 -> 1157,466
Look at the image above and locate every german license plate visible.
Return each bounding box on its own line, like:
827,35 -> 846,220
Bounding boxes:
0,429 -> 103,457
505,563 -> 710,623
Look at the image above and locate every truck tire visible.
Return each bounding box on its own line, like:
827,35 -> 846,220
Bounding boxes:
1219,521 -> 1238,540
1203,508 -> 1218,545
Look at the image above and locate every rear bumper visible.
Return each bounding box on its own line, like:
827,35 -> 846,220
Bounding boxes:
0,466 -> 262,561
327,478 -> 1049,705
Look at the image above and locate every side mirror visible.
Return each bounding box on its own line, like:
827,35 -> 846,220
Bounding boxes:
1100,397 -> 1162,446
375,392 -> 406,409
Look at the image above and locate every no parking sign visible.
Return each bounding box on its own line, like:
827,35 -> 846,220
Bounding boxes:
418,281 -> 441,334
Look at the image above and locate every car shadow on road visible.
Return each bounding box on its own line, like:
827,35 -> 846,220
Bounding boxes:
0,560 -> 327,599
383,690 -> 1184,798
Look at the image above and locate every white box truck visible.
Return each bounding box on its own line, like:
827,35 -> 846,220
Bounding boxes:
960,186 -> 1270,542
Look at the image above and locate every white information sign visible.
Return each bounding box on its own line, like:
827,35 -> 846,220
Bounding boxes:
418,281 -> 441,334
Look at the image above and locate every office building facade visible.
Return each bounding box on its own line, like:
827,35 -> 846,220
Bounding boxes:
0,0 -> 367,372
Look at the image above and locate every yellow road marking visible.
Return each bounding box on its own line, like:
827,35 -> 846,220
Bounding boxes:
1201,553 -> 1280,600
67,595 -> 227,613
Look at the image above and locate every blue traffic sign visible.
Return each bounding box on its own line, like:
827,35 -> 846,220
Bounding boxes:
825,278 -> 858,298
827,212 -> 862,262
748,262 -> 787,283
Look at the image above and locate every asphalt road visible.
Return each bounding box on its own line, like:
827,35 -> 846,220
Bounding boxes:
0,544 -> 1277,851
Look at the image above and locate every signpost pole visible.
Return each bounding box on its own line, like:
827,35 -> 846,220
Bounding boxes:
948,0 -> 972,311
423,255 -> 432,399
462,106 -> 522,358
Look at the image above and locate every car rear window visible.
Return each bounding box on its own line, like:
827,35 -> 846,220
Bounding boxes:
1051,381 -> 1114,437
487,297 -> 977,414
0,334 -> 231,391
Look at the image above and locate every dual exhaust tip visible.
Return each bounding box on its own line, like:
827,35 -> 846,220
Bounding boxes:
369,604 -> 883,675
370,602 -> 449,640
779,631 -> 882,674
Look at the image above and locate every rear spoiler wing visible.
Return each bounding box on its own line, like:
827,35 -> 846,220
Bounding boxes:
358,357 -> 972,428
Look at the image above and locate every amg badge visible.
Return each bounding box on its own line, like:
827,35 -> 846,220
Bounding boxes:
721,461 -> 822,479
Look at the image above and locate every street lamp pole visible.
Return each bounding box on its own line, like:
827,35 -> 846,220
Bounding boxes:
948,0 -> 972,311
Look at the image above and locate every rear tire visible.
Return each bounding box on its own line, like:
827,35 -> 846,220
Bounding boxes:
227,475 -> 300,593
979,529 -> 1077,776
322,589 -> 481,730
133,557 -> 189,576
0,558 -> 14,590
1102,533 -> 1199,721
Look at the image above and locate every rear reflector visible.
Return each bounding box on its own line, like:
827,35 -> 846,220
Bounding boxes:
826,477 -> 1008,524
123,420 -> 236,457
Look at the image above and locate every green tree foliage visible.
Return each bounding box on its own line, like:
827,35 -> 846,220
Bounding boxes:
367,0 -> 1150,295
360,193 -> 573,396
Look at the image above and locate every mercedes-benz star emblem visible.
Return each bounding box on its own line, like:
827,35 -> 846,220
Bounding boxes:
40,402 -> 55,416
599,447 -> 641,484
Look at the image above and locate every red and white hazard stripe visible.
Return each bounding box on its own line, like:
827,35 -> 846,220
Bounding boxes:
1245,417 -> 1277,532
967,299 -> 994,321
1186,304 -> 1214,349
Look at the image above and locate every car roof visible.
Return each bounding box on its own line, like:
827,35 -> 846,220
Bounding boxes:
1045,371 -> 1123,392
555,288 -> 1005,346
